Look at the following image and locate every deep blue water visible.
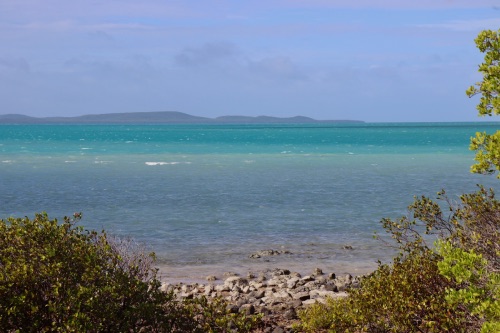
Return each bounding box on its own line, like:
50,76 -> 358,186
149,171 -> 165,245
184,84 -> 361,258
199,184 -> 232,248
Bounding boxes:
1,122 -> 498,280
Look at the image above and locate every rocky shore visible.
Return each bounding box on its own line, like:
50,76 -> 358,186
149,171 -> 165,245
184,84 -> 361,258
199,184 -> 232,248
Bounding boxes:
161,266 -> 362,332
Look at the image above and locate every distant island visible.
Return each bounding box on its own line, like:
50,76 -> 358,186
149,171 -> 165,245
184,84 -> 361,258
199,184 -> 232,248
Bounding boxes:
0,111 -> 364,124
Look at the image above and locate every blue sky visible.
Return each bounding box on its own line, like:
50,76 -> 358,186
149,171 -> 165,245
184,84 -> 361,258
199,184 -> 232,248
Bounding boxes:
1,1 -> 500,122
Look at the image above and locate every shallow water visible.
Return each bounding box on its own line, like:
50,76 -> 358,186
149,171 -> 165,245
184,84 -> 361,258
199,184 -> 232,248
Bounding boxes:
1,122 -> 498,281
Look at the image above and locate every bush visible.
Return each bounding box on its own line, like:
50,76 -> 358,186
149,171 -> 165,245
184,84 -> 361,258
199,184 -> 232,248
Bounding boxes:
300,28 -> 500,332
0,213 -> 262,332
298,250 -> 472,332
297,188 -> 500,332
0,212 -> 181,332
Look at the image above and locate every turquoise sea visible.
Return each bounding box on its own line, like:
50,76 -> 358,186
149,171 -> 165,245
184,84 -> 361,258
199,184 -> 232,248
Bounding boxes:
1,122 -> 498,281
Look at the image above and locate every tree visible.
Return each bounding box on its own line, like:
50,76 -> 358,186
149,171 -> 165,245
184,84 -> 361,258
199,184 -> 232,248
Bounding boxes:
0,213 -> 262,332
0,213 -> 180,332
466,29 -> 500,177
297,28 -> 500,333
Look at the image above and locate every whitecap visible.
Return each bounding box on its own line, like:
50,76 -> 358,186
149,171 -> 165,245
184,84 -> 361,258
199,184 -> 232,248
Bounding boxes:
64,161 -> 77,163
81,147 -> 92,150
1,160 -> 13,163
145,162 -> 192,166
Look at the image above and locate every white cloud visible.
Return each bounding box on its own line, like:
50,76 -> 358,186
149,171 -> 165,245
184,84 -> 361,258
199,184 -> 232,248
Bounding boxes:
0,56 -> 30,72
418,18 -> 500,32
248,56 -> 308,81
272,0 -> 500,10
174,42 -> 241,67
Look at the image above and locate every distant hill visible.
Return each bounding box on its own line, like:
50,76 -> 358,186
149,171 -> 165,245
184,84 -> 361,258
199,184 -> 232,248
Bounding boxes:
0,111 -> 364,124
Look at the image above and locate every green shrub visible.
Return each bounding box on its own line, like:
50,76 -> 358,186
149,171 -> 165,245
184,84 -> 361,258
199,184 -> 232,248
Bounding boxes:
298,250 -> 471,333
437,240 -> 500,333
0,212 -> 180,332
0,212 -> 262,332
296,189 -> 496,333
298,27 -> 500,333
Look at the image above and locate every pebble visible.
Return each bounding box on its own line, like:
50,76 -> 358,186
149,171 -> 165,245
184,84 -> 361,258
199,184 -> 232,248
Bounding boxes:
162,267 -> 360,331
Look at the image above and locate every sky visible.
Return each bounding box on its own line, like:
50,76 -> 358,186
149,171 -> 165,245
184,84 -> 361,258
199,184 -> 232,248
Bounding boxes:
1,1 -> 500,122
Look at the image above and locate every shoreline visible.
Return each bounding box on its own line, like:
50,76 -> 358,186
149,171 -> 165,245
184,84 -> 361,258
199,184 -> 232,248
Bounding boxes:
157,258 -> 380,285
160,264 -> 368,332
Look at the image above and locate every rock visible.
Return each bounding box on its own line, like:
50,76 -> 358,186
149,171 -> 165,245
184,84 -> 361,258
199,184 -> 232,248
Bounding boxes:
226,304 -> 239,314
163,267 -> 362,333
215,284 -> 230,292
302,299 -> 319,306
225,276 -> 248,287
236,298 -> 248,307
160,283 -> 172,292
250,281 -> 265,289
292,291 -> 310,301
249,290 -> 265,299
206,275 -> 217,281
272,328 -> 285,333
310,290 -> 337,298
272,268 -> 291,276
249,249 -> 293,258
273,290 -> 291,300
240,304 -> 255,315
315,276 -> 326,284
343,245 -> 353,250
259,306 -> 271,315
323,283 -> 338,292
257,274 -> 267,282
286,277 -> 300,289
267,278 -> 279,287
283,308 -> 297,320
179,292 -> 193,299
204,284 -> 214,294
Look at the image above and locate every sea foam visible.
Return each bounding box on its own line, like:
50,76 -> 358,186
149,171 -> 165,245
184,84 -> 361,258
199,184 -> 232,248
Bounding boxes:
145,161 -> 192,166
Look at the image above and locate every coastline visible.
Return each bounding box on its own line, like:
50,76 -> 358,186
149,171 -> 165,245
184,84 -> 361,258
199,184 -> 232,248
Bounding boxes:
157,257 -> 379,285
159,262 -> 370,332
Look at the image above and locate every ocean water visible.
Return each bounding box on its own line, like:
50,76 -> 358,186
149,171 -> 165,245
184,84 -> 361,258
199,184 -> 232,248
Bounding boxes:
1,122 -> 498,281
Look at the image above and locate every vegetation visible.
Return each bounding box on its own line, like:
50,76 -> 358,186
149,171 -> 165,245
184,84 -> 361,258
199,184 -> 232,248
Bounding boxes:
0,213 -> 261,332
2,28 -> 499,333
467,29 -> 500,177
297,28 -> 500,333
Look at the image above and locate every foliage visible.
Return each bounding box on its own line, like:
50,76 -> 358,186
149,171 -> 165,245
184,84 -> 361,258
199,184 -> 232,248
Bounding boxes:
298,28 -> 500,332
0,213 -> 262,332
298,251 -> 467,332
297,192 -> 479,333
437,240 -> 500,333
466,29 -> 500,177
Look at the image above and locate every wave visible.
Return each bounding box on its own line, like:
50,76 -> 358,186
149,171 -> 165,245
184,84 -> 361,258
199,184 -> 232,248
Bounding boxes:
145,161 -> 192,166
